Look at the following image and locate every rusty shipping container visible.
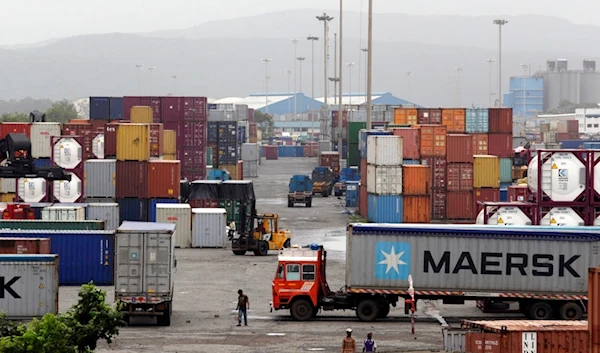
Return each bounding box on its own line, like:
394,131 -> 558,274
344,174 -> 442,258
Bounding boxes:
147,160 -> 181,198
116,161 -> 148,198
488,133 -> 514,158
1,123 -> 31,139
446,191 -> 474,220
402,165 -> 430,195
392,128 -> 420,159
116,124 -> 151,161
393,108 -> 418,125
420,125 -> 447,157
0,238 -> 51,254
488,108 -> 513,133
473,188 -> 500,214
417,108 -> 442,125
403,196 -> 431,223
508,185 -> 529,202
446,163 -> 474,192
442,109 -> 466,133
104,122 -> 118,157
431,189 -> 446,220
149,123 -> 164,158
63,123 -> 94,159
422,157 -> 446,189
472,134 -> 489,155
446,134 -> 474,163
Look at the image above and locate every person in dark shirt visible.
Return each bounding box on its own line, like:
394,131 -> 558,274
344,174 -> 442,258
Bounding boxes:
236,289 -> 250,326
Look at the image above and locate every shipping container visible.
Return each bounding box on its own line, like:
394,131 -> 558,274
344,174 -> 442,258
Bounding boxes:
163,129 -> 176,155
147,161 -> 181,199
0,178 -> 16,193
489,108 -> 513,133
17,178 -> 47,203
0,255 -> 58,318
116,124 -> 151,161
431,189 -> 446,220
421,157 -> 447,189
62,123 -> 94,160
391,128 -> 420,159
130,106 -> 153,124
42,206 -> 85,221
160,96 -> 182,122
30,123 -> 61,158
191,208 -> 227,248
116,161 -> 148,198
402,165 -> 430,195
124,96 -> 161,122
488,133 -> 514,158
465,108 -> 489,133
1,123 -> 31,139
348,122 -> 366,144
118,198 -> 148,222
417,108 -> 442,125
90,97 -> 110,119
442,109 -> 466,133
473,188 -> 500,214
147,199 -> 179,222
367,194 -> 403,223
402,196 -> 431,223
472,134 -> 489,155
86,203 -> 120,231
499,158 -> 513,183
366,136 -> 403,166
163,153 -> 176,160
241,143 -> 259,161
104,122 -> 118,157
242,160 -> 259,178
84,159 -> 116,199
420,125 -> 447,157
446,134 -> 474,163
446,191 -> 474,220
156,204 -> 192,248
508,185 -> 529,202
109,97 -> 124,120
149,123 -> 165,158
0,238 -> 51,254
52,136 -> 84,170
0,194 -> 15,202
446,163 -> 474,191
393,108 -> 418,125
0,220 -> 105,230
359,130 -> 392,159
366,165 -> 402,195
474,155 -> 500,188
359,185 -> 368,217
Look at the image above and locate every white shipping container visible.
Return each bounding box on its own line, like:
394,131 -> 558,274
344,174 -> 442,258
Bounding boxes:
42,206 -> 85,221
241,143 -> 259,161
84,160 -> 116,198
92,133 -> 104,159
86,203 -> 120,230
30,123 -> 61,158
366,165 -> 402,195
540,207 -> 585,226
528,153 -> 586,202
156,204 -> 192,248
318,141 -> 331,154
53,173 -> 82,203
0,255 -> 59,318
367,136 -> 403,166
0,178 -> 16,193
192,208 -> 227,248
242,160 -> 259,178
52,137 -> 83,170
18,178 -> 47,203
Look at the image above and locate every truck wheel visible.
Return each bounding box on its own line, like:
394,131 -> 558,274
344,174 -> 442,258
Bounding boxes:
558,302 -> 583,320
356,299 -> 379,322
528,301 -> 553,320
254,241 -> 269,256
283,239 -> 291,249
157,303 -> 171,326
288,200 -> 293,207
377,304 -> 390,318
291,299 -> 314,321
306,200 -> 312,208
232,250 -> 246,256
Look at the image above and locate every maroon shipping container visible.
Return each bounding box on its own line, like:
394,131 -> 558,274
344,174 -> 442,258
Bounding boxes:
446,134 -> 474,163
189,199 -> 219,208
248,123 -> 257,138
181,170 -> 205,182
62,123 -> 94,159
422,157 -> 446,189
147,160 -> 181,199
446,191 -> 474,220
417,108 -> 442,125
360,158 -> 367,185
182,97 -> 208,122
149,123 -> 165,158
161,97 -> 183,123
264,146 -> 278,160
182,121 -> 206,148
180,148 -> 205,170
248,108 -> 255,123
116,161 -> 148,198
320,152 -> 340,168
473,188 -> 500,214
488,133 -> 513,158
392,128 -> 420,159
359,185 -> 368,217
446,163 -> 474,191
104,123 -> 118,157
0,238 -> 51,254
567,120 -> 579,133
555,132 -> 570,142
90,119 -> 108,133
507,185 -> 529,202
488,108 -> 513,133
303,144 -> 318,158
124,96 -> 162,122
568,132 -> 580,140
208,142 -> 218,166
332,111 -> 349,128
431,189 -> 446,220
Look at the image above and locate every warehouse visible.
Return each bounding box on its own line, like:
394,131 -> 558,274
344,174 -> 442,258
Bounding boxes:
315,92 -> 421,107
211,93 -> 323,116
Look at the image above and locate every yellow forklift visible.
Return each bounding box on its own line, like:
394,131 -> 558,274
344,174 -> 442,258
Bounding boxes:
229,213 -> 291,256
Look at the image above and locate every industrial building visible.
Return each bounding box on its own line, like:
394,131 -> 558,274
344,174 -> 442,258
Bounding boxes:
537,108 -> 600,135
211,93 -> 323,116
503,77 -> 544,118
315,92 -> 419,107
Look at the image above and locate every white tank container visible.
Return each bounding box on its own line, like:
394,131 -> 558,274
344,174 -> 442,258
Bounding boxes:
191,208 -> 227,248
540,207 -> 585,226
52,137 -> 83,170
18,178 -> 46,202
41,206 -> 85,221
156,204 -> 192,248
366,165 -> 402,195
30,123 -> 61,158
528,152 -> 586,202
476,206 -> 498,225
367,135 -> 403,165
53,173 -> 82,203
92,133 -> 104,159
495,207 -> 533,226
0,178 -> 16,193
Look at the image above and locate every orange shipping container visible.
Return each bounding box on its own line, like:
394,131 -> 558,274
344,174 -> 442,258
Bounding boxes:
147,160 -> 181,198
403,196 -> 431,223
472,134 -> 489,154
0,238 -> 51,254
402,165 -> 431,195
442,109 -> 466,133
394,108 -> 418,125
420,125 -> 447,157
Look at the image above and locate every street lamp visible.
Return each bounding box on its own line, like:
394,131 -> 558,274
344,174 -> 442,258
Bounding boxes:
405,71 -> 413,99
262,58 -> 272,114
307,35 -> 319,140
317,13 -> 334,140
366,0 -> 373,129
329,77 -> 340,105
135,64 -> 144,94
454,67 -> 463,107
346,62 -> 355,103
297,57 -> 306,134
337,0 -> 344,156
485,59 -> 495,107
493,19 -> 508,107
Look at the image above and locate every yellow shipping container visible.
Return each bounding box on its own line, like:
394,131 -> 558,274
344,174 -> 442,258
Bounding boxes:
163,130 -> 177,154
0,193 -> 15,202
116,124 -> 151,161
220,164 -> 238,180
394,108 -> 418,125
473,155 -> 500,188
162,154 -> 177,160
130,106 -> 153,124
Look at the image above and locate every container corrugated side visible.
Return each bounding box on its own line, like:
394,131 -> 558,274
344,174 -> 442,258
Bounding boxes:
474,155 -> 500,188
472,134 -> 489,155
163,130 -> 176,155
465,108 -> 489,133
366,136 -> 403,165
366,165 -> 402,195
130,106 -> 153,124
116,124 -> 151,161
86,203 -> 120,231
0,220 -> 105,230
0,231 -> 115,285
446,134 -> 473,163
116,161 -> 148,198
346,224 -> 600,292
420,125 -> 447,157
473,188 -> 500,214
367,194 -> 403,223
118,198 -> 148,222
402,165 -> 430,195
446,191 -> 474,220
446,163 -> 474,192
84,160 -> 116,198
147,160 -> 181,199
0,255 -> 59,318
403,196 -> 431,223
391,128 -> 420,159
192,208 -> 227,248
30,123 -> 61,158
0,238 -> 51,254
148,199 -> 179,222
41,206 -> 86,221
156,204 -> 192,248
499,158 -> 513,183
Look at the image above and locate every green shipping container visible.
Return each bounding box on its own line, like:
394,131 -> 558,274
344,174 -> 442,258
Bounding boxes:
219,200 -> 253,231
207,147 -> 213,166
348,122 -> 366,144
348,143 -> 360,167
0,220 -> 106,230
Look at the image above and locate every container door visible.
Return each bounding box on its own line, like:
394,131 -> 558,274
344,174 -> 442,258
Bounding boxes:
143,232 -> 172,294
115,233 -> 144,294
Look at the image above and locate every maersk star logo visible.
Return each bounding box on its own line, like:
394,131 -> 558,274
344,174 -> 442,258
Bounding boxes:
374,242 -> 410,280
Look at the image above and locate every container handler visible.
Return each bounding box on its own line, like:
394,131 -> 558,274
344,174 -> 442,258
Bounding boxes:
311,167 -> 333,197
229,212 -> 292,256
288,175 -> 313,207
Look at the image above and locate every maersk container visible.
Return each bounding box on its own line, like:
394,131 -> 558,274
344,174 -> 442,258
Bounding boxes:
17,178 -> 47,203
367,136 -> 403,165
528,153 -> 586,202
540,207 -> 585,226
86,203 -> 120,231
0,220 -> 105,230
118,198 -> 148,222
346,224 -> 600,293
148,199 -> 179,222
0,230 -> 115,285
367,194 -> 403,223
499,158 -> 513,183
191,208 -> 227,248
366,165 -> 402,195
84,160 -> 116,198
0,255 -> 59,318
156,204 -> 192,248
30,123 -> 61,158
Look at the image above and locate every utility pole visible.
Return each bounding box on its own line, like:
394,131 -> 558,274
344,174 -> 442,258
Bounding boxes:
485,59 -> 495,107
297,57 -> 306,135
317,13 -> 334,140
172,75 -> 177,95
361,48 -> 368,105
366,0 -> 373,129
338,0 -> 344,157
147,67 -> 156,95
346,62 -> 355,101
494,19 -> 508,107
308,35 -> 319,140
262,58 -> 272,114
333,33 -> 338,106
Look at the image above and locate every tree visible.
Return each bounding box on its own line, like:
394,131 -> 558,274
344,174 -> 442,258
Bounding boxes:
254,110 -> 275,138
545,100 -> 598,114
45,100 -> 78,123
0,112 -> 28,122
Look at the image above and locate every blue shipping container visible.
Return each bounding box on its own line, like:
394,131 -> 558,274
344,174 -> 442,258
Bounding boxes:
500,188 -> 508,202
289,175 -> 313,193
346,181 -> 359,207
499,158 -> 513,183
33,158 -> 52,168
118,198 -> 148,222
560,140 -> 586,149
0,230 -> 114,285
465,108 -> 489,133
583,142 -> 600,150
359,130 -> 392,159
148,198 -> 179,222
89,97 -> 110,120
295,146 -> 304,157
402,159 -> 420,165
109,97 -> 124,120
238,127 -> 246,144
333,142 -> 348,159
278,145 -> 299,157
367,194 -> 403,223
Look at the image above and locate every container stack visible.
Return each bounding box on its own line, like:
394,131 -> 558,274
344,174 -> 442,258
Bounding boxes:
207,121 -> 242,179
331,111 -> 348,158
420,124 -> 447,220
347,122 -> 365,167
241,143 -> 259,178
445,134 -> 475,220
51,135 -> 84,204
319,152 -> 341,179
357,129 -> 392,217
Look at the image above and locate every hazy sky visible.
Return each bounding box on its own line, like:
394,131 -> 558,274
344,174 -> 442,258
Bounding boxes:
1,0 -> 597,45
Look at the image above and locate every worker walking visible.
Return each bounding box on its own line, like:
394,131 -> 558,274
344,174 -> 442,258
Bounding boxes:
342,328 -> 356,353
236,289 -> 249,326
363,333 -> 377,352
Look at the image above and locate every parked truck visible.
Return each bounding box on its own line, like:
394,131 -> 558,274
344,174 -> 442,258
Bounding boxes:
270,224 -> 599,321
115,221 -> 177,326
311,167 -> 333,197
288,175 -> 313,207
333,167 -> 360,196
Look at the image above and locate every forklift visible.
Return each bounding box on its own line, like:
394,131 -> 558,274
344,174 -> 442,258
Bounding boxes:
229,212 -> 292,256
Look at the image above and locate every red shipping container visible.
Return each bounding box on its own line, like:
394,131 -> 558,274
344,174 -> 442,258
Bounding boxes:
1,122 -> 31,139
182,97 -> 208,122
237,160 -> 244,180
189,199 -> 219,208
147,160 -> 181,198
63,123 -> 94,159
420,125 -> 447,157
124,96 -> 162,122
555,132 -> 569,142
180,148 -> 205,170
0,238 -> 51,254
446,191 -> 474,220
472,134 -> 489,155
264,145 -> 278,160
360,158 -> 367,185
332,111 -> 349,128
473,188 -> 500,214
359,185 -> 368,217
417,108 -> 442,125
488,133 -> 513,158
181,170 -> 205,182
392,128 -> 421,159
104,123 -> 118,157
568,132 -> 580,140
446,163 -> 473,191
507,185 -> 529,202
422,157 -> 446,189
248,108 -> 255,123
303,144 -> 318,157
488,108 -> 513,133
431,189 -> 446,220
149,123 -> 164,158
320,152 -> 340,168
446,134 -> 473,163
248,123 -> 257,138
90,119 -> 108,132
161,97 -> 183,122
567,120 -> 579,133
116,161 -> 148,198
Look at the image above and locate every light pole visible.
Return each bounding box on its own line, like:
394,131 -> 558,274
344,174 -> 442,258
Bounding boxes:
307,35 -> 319,140
346,62 -> 355,103
172,75 -> 177,95
366,0 -> 373,129
329,77 -> 339,105
317,13 -> 333,140
494,19 -> 508,107
454,67 -> 463,107
520,63 -> 529,117
147,66 -> 156,95
333,33 -> 337,106
405,71 -> 413,99
337,0 -> 344,157
361,48 -> 368,105
292,38 -> 300,120
285,69 -> 292,116
485,59 -> 495,107
297,57 -> 306,134
135,64 -> 144,94
262,58 -> 272,114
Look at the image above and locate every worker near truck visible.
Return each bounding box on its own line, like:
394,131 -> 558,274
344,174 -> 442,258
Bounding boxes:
236,289 -> 250,326
342,328 -> 356,353
363,333 -> 377,352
